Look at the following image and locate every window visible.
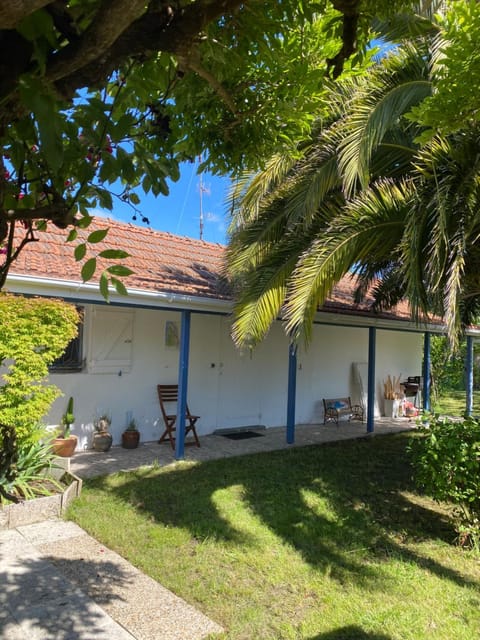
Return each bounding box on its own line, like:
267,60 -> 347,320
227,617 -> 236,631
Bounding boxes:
49,307 -> 84,372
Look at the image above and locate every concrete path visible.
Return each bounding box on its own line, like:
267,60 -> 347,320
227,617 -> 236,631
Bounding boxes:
1,419 -> 414,639
0,520 -> 223,640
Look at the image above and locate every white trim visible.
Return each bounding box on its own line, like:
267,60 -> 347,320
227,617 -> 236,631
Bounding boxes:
7,272 -> 480,336
6,274 -> 232,314
313,310 -> 444,334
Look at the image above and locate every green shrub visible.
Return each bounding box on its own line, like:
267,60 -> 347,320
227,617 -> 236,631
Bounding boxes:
410,415 -> 480,550
0,294 -> 79,444
0,436 -> 62,503
0,294 -> 79,502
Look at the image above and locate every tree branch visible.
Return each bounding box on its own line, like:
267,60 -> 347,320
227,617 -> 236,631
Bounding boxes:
180,54 -> 239,115
53,0 -> 244,98
47,0 -> 149,83
5,201 -> 74,226
327,0 -> 361,79
0,0 -> 51,28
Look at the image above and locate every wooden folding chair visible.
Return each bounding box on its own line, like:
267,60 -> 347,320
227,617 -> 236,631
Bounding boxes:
157,384 -> 200,449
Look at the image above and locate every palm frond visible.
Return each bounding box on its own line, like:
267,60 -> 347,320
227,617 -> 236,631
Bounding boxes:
227,151 -> 300,231
230,223 -> 324,346
339,42 -> 432,196
283,179 -> 414,341
372,1 -> 443,43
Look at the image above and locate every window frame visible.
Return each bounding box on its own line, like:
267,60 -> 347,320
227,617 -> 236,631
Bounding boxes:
49,307 -> 85,373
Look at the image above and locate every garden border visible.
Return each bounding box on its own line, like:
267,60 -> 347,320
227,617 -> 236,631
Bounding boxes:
0,471 -> 82,530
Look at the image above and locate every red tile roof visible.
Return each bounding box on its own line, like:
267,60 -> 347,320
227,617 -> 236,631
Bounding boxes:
11,217 -> 228,300
10,216 -> 416,322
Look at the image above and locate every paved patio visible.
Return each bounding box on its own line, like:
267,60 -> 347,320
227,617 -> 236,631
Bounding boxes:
71,418 -> 416,479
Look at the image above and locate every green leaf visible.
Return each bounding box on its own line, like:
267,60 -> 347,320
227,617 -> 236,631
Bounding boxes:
17,10 -> 55,44
81,258 -> 97,282
110,277 -> 128,296
98,249 -> 130,259
96,188 -> 113,210
19,78 -> 64,170
113,114 -> 135,139
87,229 -> 109,244
106,265 -> 134,277
129,192 -> 140,205
99,272 -> 109,301
74,243 -> 87,262
77,216 -> 93,229
66,229 -> 78,242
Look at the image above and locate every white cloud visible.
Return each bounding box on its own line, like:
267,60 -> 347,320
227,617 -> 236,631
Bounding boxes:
87,207 -> 120,220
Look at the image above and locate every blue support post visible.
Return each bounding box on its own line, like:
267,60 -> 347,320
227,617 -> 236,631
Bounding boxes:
367,327 -> 376,433
175,310 -> 191,460
422,332 -> 431,412
466,335 -> 474,417
286,344 -> 297,444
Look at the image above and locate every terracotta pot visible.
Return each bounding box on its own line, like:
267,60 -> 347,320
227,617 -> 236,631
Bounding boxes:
52,435 -> 78,458
121,430 -> 140,449
92,431 -> 113,452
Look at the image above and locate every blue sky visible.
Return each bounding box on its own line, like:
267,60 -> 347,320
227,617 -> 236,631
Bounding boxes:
92,163 -> 231,245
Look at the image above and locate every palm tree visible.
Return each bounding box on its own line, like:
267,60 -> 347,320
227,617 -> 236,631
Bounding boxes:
226,16 -> 480,348
226,39 -> 431,344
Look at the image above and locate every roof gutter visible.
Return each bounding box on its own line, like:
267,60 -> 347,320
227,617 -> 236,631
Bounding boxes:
7,273 -> 480,337
6,274 -> 233,314
314,309 -> 480,336
314,309 -> 437,333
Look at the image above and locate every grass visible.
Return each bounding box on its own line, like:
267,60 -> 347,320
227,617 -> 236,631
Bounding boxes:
433,389 -> 480,416
68,433 -> 480,640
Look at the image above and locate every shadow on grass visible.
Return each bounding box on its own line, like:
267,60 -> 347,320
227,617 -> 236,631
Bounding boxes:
308,627 -> 392,639
78,433 -> 473,591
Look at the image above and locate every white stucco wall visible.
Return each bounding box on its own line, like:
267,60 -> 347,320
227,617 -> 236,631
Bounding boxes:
46,304 -> 423,451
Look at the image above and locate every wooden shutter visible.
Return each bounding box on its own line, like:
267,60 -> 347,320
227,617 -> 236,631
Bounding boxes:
88,308 -> 134,374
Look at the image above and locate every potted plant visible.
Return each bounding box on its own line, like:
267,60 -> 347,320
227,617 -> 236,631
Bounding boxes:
52,396 -> 78,457
383,375 -> 402,418
121,418 -> 140,449
92,413 -> 113,452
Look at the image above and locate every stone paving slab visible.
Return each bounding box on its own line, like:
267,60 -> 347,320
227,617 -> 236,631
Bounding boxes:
0,527 -> 135,640
0,521 -> 223,640
71,419 -> 415,479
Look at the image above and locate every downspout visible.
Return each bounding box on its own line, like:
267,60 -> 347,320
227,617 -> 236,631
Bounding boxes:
466,335 -> 474,417
176,310 -> 191,460
422,332 -> 431,412
367,327 -> 376,433
286,344 -> 297,444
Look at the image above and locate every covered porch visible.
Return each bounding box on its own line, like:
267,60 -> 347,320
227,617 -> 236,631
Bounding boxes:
71,418 -> 416,479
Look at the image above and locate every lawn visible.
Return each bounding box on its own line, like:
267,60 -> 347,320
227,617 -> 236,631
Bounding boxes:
433,389 -> 480,416
68,433 -> 480,640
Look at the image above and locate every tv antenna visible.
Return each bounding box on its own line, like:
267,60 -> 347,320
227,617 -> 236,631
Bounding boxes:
198,156 -> 210,240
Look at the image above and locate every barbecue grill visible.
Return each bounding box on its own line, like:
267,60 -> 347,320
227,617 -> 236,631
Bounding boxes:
401,376 -> 422,404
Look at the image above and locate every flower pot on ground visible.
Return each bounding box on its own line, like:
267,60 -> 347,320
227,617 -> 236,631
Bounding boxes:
121,419 -> 140,449
52,396 -> 77,457
51,434 -> 78,457
383,375 -> 402,418
383,398 -> 401,418
92,414 -> 113,452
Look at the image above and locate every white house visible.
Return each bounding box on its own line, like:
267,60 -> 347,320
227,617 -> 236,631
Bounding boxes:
6,217 -> 441,453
